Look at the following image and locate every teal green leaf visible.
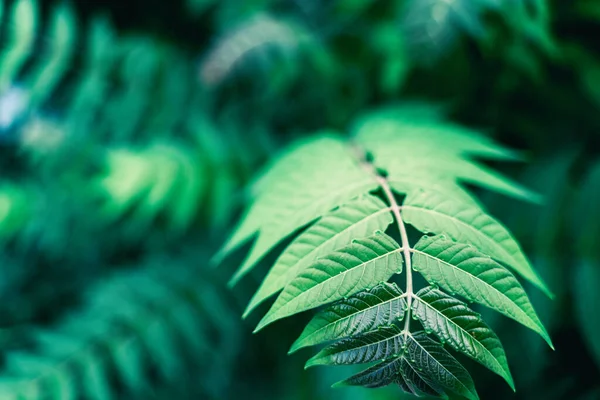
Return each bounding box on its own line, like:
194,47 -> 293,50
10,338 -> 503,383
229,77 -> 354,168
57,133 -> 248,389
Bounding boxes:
413,287 -> 514,390
216,135 -> 378,284
403,332 -> 478,400
306,325 -> 404,368
412,235 -> 552,348
399,357 -> 447,398
334,331 -> 477,399
0,0 -> 38,90
403,191 -> 552,297
26,2 -> 76,107
81,352 -> 113,400
290,282 -> 405,353
332,356 -> 404,389
245,194 -> 393,317
111,338 -> 145,393
255,232 -> 402,332
353,109 -> 539,204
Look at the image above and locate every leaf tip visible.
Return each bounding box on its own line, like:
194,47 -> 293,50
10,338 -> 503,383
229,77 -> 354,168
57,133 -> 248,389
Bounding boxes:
209,251 -> 224,268
226,276 -> 238,289
253,315 -> 273,333
304,356 -> 324,369
331,381 -> 346,389
242,300 -> 258,319
288,341 -> 302,354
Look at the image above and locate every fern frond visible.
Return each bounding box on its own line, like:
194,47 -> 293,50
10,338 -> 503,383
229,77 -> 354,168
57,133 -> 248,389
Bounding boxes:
96,142 -> 206,234
401,0 -> 487,62
25,2 -> 76,108
0,0 -> 38,92
220,104 -> 551,397
0,264 -> 240,399
200,14 -> 307,87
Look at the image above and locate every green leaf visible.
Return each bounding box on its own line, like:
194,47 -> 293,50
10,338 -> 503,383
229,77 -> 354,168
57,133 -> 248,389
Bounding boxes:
307,325 -> 404,368
255,232 -> 403,332
332,356 -> 404,389
0,0 -> 38,90
245,194 -> 393,317
353,109 -> 539,204
403,191 -> 552,297
81,352 -> 113,400
399,357 -> 447,398
216,135 -> 378,284
333,331 -> 478,399
413,287 -> 514,390
412,235 -> 552,348
290,282 -> 406,353
111,338 -> 146,393
403,332 -> 478,400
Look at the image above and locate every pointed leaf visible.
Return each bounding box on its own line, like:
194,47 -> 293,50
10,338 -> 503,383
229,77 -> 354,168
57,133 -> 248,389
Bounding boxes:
404,332 -> 477,400
290,282 -> 406,353
413,287 -> 514,390
412,235 -> 552,348
216,135 -> 377,283
306,325 -> 404,368
403,191 -> 552,297
333,331 -> 476,399
256,232 -> 403,331
81,352 -> 113,400
354,112 -> 539,204
399,357 -> 447,398
333,356 -> 404,389
245,194 -> 393,316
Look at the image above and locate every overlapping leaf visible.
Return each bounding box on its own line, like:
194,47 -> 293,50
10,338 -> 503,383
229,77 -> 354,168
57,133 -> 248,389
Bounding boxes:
334,331 -> 478,400
217,135 -> 378,284
307,325 -> 404,367
412,235 -> 552,347
353,108 -> 539,205
290,282 -> 405,352
413,286 -> 514,389
256,232 -> 403,331
403,190 -> 551,297
245,194 -> 393,316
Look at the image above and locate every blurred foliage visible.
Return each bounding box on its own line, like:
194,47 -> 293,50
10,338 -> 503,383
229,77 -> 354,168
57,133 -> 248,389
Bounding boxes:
0,0 -> 598,399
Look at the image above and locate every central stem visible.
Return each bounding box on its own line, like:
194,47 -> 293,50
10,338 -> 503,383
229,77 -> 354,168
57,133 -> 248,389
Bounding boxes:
375,176 -> 413,336
352,144 -> 413,336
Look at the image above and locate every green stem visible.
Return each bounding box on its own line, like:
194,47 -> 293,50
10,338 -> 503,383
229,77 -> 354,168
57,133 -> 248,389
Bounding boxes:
353,144 -> 413,335
375,176 -> 413,336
